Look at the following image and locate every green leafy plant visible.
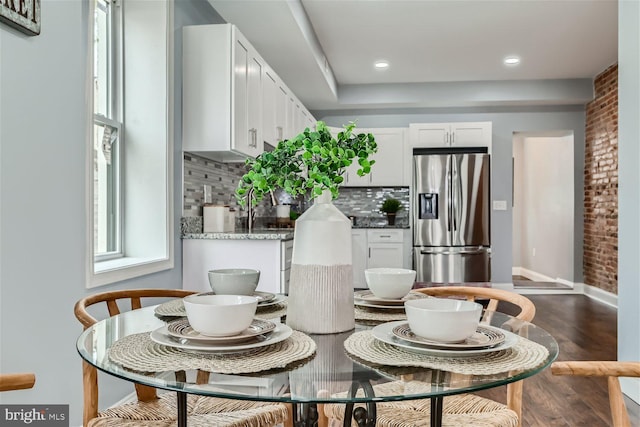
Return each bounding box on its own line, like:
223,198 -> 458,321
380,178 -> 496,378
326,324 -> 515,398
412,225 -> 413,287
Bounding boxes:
381,198 -> 402,214
236,121 -> 377,206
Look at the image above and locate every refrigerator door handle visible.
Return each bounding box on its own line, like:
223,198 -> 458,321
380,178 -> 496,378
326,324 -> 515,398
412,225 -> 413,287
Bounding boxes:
420,247 -> 486,255
452,156 -> 460,232
446,156 -> 452,232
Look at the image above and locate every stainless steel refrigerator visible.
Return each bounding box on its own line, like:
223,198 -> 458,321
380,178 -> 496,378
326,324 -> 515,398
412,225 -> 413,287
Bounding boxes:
412,149 -> 491,282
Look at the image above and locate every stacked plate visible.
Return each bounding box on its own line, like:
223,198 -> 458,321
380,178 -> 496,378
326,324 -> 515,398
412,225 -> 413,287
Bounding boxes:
150,317 -> 292,353
199,291 -> 286,308
372,320 -> 518,357
354,290 -> 428,310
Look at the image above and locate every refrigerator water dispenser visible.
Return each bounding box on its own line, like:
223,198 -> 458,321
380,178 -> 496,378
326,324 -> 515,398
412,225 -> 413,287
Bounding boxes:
418,193 -> 438,219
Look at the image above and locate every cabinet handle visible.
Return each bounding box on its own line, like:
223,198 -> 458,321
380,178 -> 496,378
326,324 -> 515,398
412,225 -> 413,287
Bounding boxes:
368,248 -> 371,258
451,131 -> 455,144
249,128 -> 258,148
276,126 -> 283,141
444,132 -> 448,145
379,235 -> 391,238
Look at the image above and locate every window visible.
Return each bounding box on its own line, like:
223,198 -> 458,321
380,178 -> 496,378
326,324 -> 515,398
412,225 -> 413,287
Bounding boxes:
88,0 -> 174,287
93,0 -> 123,260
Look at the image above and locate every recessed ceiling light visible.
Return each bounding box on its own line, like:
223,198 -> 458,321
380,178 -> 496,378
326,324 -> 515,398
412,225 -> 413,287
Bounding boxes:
374,60 -> 389,69
504,56 -> 521,66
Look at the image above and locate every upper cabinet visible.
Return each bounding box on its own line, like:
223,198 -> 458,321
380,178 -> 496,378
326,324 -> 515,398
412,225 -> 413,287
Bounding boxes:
343,128 -> 409,187
183,24 -> 315,161
409,122 -> 492,154
263,66 -> 315,145
183,24 -> 263,160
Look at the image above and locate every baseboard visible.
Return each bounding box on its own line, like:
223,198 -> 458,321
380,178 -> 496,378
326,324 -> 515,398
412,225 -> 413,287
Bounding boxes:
581,283 -> 618,308
555,277 -> 575,288
511,267 -> 522,276
516,267 -> 556,283
514,287 -> 581,295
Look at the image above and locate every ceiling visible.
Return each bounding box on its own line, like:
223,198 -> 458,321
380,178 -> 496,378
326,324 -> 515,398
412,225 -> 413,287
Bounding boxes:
207,0 -> 618,112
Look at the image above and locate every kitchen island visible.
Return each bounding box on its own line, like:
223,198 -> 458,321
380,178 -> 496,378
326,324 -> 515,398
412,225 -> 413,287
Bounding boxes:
182,229 -> 293,295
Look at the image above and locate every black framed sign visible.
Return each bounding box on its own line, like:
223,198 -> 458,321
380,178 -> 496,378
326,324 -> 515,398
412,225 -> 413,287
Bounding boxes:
1,0 -> 40,36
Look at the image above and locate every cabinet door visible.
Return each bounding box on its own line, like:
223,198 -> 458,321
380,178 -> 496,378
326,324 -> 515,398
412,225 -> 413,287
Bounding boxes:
275,85 -> 287,142
368,243 -> 404,269
344,160 -> 371,186
262,69 -> 277,146
247,54 -> 263,156
450,122 -> 492,152
368,128 -> 405,186
409,123 -> 450,148
233,38 -> 250,155
352,230 -> 368,289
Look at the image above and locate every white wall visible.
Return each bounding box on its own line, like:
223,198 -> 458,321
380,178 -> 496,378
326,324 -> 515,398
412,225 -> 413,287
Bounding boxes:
513,134 -> 574,282
512,135 -> 525,266
0,1 -> 220,425
618,0 -> 640,403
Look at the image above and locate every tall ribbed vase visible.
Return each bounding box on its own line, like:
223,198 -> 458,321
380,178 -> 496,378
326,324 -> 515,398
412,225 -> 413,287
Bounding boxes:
286,190 -> 354,334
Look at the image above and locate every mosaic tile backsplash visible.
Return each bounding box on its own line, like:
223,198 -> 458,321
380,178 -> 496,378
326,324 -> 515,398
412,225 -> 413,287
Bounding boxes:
183,152 -> 410,230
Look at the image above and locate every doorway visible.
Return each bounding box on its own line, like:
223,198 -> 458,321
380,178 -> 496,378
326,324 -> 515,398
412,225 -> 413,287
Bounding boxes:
512,131 -> 574,290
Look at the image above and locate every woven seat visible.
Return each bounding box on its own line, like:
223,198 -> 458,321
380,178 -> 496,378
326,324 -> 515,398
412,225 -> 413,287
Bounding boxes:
324,286 -> 536,427
88,393 -> 289,427
325,392 -> 518,427
75,289 -> 290,427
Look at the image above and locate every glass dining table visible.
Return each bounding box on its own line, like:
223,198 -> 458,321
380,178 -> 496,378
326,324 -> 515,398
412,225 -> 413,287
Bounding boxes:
76,304 -> 559,427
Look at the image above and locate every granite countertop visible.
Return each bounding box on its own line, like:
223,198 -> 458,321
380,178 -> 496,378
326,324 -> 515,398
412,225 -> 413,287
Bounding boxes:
180,216 -> 408,241
183,229 -> 294,241
353,224 -> 410,229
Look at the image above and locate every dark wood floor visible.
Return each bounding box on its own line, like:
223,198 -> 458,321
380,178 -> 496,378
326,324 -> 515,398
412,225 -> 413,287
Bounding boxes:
475,294 -> 640,426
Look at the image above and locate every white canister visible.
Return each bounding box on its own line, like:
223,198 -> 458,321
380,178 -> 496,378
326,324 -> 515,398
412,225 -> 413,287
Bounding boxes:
203,205 -> 233,232
276,205 -> 290,219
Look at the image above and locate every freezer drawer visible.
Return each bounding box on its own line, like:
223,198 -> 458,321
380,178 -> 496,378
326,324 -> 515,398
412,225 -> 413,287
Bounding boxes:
413,247 -> 490,283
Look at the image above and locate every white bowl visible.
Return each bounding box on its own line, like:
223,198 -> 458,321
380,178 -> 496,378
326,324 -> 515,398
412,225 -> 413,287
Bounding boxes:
365,268 -> 416,299
404,298 -> 483,343
208,268 -> 260,296
183,294 -> 258,337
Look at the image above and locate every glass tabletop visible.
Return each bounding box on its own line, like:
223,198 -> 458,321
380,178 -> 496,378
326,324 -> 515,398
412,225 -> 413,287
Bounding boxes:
76,305 -> 558,404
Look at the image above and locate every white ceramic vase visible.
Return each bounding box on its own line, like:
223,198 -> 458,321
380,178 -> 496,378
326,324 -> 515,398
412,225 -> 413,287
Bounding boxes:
286,190 -> 354,334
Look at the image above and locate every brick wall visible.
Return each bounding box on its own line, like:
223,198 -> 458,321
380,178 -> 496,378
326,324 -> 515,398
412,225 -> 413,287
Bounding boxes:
584,64 -> 618,293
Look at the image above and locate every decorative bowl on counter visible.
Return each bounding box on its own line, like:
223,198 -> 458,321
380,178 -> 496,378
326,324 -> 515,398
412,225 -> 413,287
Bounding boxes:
208,268 -> 260,295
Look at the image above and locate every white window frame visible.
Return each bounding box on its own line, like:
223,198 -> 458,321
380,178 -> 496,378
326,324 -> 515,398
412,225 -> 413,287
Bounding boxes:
94,0 -> 124,261
86,0 -> 174,288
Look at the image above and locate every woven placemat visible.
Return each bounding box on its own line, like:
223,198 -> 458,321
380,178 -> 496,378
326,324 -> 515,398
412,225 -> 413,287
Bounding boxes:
108,330 -> 316,374
154,299 -> 288,321
354,306 -> 407,322
344,331 -> 549,375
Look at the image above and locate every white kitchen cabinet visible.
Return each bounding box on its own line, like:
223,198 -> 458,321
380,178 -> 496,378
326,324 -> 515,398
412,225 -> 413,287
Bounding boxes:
409,122 -> 492,153
367,229 -> 404,269
183,24 -> 263,160
262,68 -> 278,146
351,229 -> 368,289
182,238 -> 292,294
351,228 -> 406,289
343,128 -> 408,187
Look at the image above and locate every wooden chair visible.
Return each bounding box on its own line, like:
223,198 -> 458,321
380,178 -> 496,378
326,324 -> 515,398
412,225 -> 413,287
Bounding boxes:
0,373 -> 36,392
324,286 -> 536,427
75,288 -> 290,427
551,361 -> 640,427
